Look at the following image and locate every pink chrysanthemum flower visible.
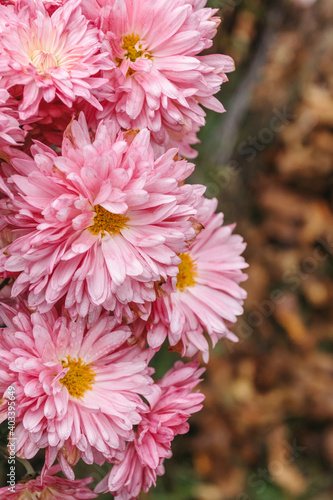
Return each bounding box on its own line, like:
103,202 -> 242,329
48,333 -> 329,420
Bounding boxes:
0,465 -> 97,499
93,0 -> 234,157
148,197 -> 248,362
0,303 -> 154,467
0,114 -> 202,319
0,89 -> 24,146
96,361 -> 205,499
0,0 -> 111,120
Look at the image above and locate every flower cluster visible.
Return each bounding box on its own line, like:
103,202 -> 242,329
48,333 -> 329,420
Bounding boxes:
0,0 -> 247,498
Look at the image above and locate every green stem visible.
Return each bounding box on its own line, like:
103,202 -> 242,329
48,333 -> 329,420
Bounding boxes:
0,445 -> 35,477
16,457 -> 35,477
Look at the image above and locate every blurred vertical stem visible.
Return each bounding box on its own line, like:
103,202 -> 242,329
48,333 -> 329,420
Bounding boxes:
0,444 -> 35,477
17,458 -> 35,477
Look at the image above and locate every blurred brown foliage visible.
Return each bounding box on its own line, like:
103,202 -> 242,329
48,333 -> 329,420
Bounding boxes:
187,0 -> 333,499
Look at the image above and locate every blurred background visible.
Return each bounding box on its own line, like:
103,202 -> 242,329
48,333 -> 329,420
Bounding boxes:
144,0 -> 333,499
1,0 -> 333,498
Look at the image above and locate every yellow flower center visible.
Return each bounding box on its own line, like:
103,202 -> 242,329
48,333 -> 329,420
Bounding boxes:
60,356 -> 95,399
31,49 -> 58,72
122,33 -> 151,62
88,204 -> 130,238
176,252 -> 198,292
